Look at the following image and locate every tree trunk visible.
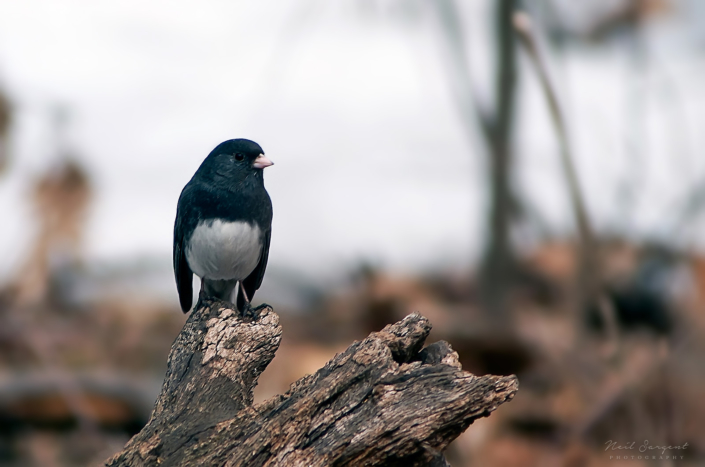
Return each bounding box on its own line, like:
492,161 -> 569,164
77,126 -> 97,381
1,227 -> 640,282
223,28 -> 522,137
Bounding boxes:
105,300 -> 518,466
480,0 -> 520,322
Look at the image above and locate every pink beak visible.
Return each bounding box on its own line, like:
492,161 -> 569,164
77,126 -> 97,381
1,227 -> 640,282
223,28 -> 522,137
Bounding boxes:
253,154 -> 274,169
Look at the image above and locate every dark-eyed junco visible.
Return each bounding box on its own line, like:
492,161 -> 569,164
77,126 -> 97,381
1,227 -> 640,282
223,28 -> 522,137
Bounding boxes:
173,139 -> 273,314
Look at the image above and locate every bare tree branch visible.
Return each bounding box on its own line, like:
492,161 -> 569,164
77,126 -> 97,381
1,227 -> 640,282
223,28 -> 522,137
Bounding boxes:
513,12 -> 619,350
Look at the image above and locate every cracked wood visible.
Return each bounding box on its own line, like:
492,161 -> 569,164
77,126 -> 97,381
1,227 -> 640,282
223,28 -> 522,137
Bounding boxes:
106,301 -> 518,466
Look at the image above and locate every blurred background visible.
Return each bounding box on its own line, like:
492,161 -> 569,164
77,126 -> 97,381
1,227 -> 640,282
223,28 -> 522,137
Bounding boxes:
0,0 -> 704,465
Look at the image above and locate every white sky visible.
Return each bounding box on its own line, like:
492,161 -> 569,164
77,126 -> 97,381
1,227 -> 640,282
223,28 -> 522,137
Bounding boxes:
0,0 -> 703,288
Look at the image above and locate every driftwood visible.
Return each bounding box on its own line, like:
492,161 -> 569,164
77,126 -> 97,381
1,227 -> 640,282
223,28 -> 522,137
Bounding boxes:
106,300 -> 518,466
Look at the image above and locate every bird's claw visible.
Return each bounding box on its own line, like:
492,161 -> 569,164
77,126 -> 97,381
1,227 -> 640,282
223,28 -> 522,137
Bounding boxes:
242,303 -> 271,319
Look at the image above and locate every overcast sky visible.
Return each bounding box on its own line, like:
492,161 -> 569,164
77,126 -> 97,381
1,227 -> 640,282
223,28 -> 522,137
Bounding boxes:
0,0 -> 703,288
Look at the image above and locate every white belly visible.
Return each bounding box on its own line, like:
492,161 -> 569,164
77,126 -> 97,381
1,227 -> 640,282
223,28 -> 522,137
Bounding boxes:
185,220 -> 262,281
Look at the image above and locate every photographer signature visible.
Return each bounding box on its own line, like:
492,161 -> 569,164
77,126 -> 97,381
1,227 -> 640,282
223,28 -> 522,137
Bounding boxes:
606,440 -> 688,455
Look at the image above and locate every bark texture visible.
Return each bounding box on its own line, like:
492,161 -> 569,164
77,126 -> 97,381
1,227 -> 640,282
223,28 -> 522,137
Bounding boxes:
106,300 -> 518,466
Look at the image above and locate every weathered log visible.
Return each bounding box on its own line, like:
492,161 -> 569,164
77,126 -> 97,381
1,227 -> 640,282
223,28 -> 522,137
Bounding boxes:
106,299 -> 518,466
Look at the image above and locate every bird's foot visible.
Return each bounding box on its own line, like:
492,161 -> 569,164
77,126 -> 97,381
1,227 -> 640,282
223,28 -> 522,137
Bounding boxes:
241,303 -> 271,320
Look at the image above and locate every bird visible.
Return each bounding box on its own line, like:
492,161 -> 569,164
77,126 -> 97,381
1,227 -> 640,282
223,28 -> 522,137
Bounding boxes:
173,139 -> 274,314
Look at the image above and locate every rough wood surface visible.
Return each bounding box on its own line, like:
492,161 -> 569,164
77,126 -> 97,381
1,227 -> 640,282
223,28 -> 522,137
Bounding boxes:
106,300 -> 518,466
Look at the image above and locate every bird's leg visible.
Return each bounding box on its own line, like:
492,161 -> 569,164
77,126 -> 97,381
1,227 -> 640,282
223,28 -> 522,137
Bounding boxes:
238,282 -> 270,318
239,281 -> 250,305
238,282 -> 254,317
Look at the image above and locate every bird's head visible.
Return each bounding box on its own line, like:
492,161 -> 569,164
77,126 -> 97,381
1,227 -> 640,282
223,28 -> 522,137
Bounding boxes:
198,138 -> 274,185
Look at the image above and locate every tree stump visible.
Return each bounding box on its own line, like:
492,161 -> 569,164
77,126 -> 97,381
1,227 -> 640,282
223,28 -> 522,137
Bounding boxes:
106,300 -> 518,466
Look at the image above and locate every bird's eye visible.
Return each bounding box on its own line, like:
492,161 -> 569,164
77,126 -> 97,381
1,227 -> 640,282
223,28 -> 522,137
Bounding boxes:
234,154 -> 244,161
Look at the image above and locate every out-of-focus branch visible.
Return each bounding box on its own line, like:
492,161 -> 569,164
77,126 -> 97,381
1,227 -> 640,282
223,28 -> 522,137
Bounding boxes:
431,0 -> 494,141
512,12 -> 592,250
512,12 -> 618,347
0,88 -> 11,174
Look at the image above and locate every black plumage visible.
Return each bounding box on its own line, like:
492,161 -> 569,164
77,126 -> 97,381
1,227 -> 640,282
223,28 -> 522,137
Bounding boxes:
173,139 -> 273,313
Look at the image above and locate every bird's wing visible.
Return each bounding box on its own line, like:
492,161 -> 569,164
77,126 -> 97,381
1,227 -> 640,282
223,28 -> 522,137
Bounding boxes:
238,227 -> 271,309
174,199 -> 194,313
